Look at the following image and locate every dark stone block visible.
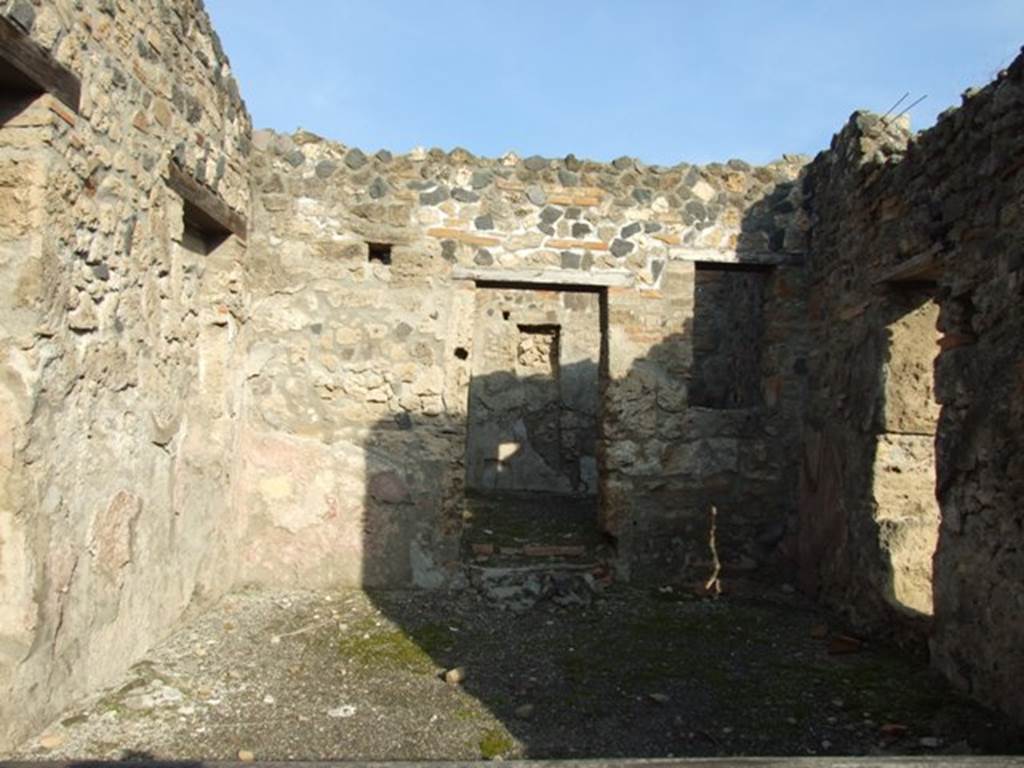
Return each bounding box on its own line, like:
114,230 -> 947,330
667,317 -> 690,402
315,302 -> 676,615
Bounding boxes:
315,161 -> 337,179
419,186 -> 450,206
633,187 -> 653,204
345,148 -> 368,170
621,222 -> 642,239
558,168 -> 579,187
539,206 -> 563,225
470,170 -> 494,189
610,239 -> 634,258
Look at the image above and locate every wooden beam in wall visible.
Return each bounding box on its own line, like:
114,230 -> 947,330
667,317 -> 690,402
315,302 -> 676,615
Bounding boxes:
0,15 -> 80,112
674,248 -> 803,267
452,265 -> 634,288
877,247 -> 943,284
167,162 -> 247,243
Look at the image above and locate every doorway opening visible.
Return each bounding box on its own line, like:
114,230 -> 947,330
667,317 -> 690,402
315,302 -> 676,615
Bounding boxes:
462,283 -> 606,565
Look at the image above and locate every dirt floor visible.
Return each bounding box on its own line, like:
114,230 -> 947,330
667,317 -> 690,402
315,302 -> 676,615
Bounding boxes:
8,581 -> 1022,761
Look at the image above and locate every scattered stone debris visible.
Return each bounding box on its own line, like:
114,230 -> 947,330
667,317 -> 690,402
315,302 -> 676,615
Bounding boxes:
7,585 -> 1021,761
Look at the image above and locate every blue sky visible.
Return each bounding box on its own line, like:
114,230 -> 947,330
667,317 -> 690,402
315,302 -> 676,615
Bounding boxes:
205,1 -> 1023,165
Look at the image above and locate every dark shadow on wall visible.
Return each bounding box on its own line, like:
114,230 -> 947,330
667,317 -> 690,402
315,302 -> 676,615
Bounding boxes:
345,176 -> 829,758
734,157 -> 947,647
797,283 -> 940,643
346,172 -> 1011,756
354,320 -> 817,758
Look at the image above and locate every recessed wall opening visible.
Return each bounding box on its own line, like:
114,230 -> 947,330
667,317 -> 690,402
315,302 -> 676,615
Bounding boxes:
462,285 -> 606,565
367,241 -> 392,265
182,201 -> 229,255
0,57 -> 43,124
0,14 -> 81,123
690,261 -> 770,409
874,282 -> 941,618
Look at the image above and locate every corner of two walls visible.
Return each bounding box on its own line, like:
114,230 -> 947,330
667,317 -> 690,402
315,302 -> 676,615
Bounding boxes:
0,0 -> 251,750
799,52 -> 1024,724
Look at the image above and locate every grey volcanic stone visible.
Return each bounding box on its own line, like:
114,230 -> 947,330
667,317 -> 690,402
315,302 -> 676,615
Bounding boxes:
685,200 -> 708,221
315,161 -> 337,179
375,149 -> 393,163
470,170 -> 494,189
524,155 -> 548,171
284,150 -> 305,167
474,214 -> 494,231
344,148 -> 368,170
474,249 -> 494,266
572,222 -> 592,238
558,169 -> 579,187
610,238 -> 634,258
526,185 -> 547,206
564,154 -> 582,172
368,177 -> 389,199
539,206 -> 562,225
621,222 -> 642,239
9,0 -> 35,31
419,186 -> 450,206
633,188 -> 653,205
613,156 -> 635,171
453,188 -> 480,203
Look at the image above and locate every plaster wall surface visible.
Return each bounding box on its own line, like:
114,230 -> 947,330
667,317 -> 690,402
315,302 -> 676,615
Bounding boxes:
0,0 -> 251,749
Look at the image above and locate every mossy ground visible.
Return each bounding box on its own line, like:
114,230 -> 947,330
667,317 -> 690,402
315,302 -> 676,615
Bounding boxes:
10,585 -> 1021,761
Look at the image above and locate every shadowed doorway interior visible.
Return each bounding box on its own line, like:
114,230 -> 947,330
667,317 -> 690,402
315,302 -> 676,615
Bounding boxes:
463,285 -> 605,563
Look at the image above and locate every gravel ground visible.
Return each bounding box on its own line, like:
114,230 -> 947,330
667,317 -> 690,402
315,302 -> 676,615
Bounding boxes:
9,584 -> 1022,761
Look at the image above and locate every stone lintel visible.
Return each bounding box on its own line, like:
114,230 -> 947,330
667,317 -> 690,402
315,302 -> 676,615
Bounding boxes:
452,266 -> 634,288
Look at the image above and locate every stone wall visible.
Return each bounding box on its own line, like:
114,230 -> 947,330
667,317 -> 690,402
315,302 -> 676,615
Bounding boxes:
243,130 -> 809,589
6,0 -> 1019,742
0,0 -> 250,749
799,51 -> 1024,722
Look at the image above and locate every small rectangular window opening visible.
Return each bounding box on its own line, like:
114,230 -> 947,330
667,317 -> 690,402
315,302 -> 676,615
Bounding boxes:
368,242 -> 392,265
